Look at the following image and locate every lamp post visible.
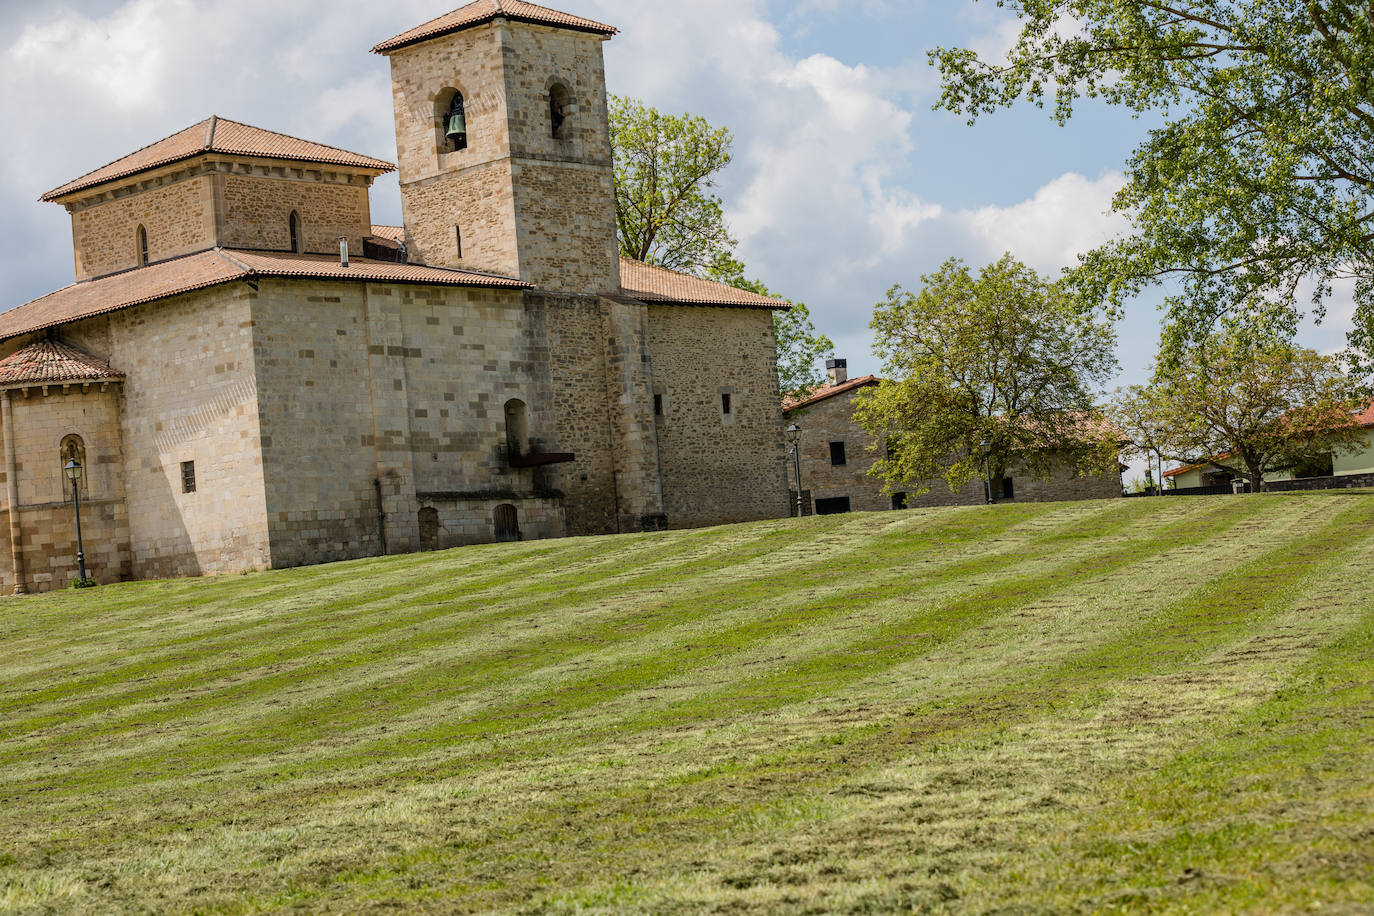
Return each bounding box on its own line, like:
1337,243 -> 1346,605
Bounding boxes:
787,424 -> 804,518
64,459 -> 88,584
979,440 -> 992,505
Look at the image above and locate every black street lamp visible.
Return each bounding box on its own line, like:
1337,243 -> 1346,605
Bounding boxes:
64,459 -> 88,585
787,424 -> 804,518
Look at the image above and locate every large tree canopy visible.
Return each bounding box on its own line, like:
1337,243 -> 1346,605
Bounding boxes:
935,1 -> 1374,365
1114,334 -> 1366,491
856,255 -> 1119,499
609,96 -> 735,276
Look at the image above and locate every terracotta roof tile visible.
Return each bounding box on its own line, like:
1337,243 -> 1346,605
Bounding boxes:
0,339 -> 123,387
0,249 -> 529,343
373,0 -> 617,53
371,225 -> 407,243
783,375 -> 882,411
43,117 -> 396,202
619,259 -> 790,310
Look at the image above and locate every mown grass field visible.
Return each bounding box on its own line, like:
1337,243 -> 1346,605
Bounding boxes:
2,493 -> 1373,914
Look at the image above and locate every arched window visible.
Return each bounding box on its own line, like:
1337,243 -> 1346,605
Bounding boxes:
494,504 -> 520,542
60,435 -> 87,495
137,226 -> 149,266
440,91 -> 467,152
289,211 -> 301,253
549,84 -> 570,140
504,399 -> 528,459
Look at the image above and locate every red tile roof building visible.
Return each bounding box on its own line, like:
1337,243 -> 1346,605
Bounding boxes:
0,3 -> 792,594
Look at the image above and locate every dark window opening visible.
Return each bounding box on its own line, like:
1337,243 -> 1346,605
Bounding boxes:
181,461 -> 197,494
455,224 -> 463,259
830,441 -> 847,466
892,492 -> 908,510
61,435 -> 87,496
1002,477 -> 1015,500
550,83 -> 570,139
721,393 -> 732,415
494,504 -> 521,542
137,225 -> 149,266
444,92 -> 468,152
1292,454 -> 1335,479
814,497 -> 852,516
289,211 -> 301,253
653,393 -> 663,416
504,399 -> 529,460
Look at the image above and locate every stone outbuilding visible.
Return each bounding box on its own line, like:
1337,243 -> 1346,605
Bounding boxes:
783,360 -> 1124,515
0,1 -> 792,593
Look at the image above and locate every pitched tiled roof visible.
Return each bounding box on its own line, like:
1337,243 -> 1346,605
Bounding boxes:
0,339 -> 123,387
43,117 -> 396,202
373,0 -> 617,53
783,375 -> 882,411
619,259 -> 790,310
1356,400 -> 1374,427
1164,400 -> 1374,477
0,249 -> 529,343
371,225 -> 407,243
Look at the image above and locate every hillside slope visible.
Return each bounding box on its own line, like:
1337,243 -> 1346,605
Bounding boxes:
1,494 -> 1372,913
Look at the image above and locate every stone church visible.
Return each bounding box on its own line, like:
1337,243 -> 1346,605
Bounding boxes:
0,1 -> 791,593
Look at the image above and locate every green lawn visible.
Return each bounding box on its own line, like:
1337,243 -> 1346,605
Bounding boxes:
2,493 -> 1373,913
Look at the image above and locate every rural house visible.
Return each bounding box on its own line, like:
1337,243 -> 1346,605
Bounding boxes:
783,359 -> 1124,514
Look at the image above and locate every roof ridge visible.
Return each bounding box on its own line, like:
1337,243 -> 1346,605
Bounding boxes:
37,119 -> 208,203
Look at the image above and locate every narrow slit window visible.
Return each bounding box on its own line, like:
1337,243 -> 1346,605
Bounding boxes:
721,393 -> 732,415
653,393 -> 663,416
455,225 -> 463,259
289,211 -> 301,253
181,461 -> 197,494
137,225 -> 149,266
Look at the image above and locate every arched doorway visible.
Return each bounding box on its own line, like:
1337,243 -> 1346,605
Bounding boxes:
494,504 -> 520,542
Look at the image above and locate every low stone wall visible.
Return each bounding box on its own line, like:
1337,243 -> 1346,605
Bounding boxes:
1263,473 -> 1374,492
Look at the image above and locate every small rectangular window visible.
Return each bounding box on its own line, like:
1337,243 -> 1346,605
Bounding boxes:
830,441 -> 847,466
182,461 -> 197,494
721,393 -> 732,415
455,225 -> 463,259
653,393 -> 663,416
892,492 -> 908,510
1002,477 -> 1015,500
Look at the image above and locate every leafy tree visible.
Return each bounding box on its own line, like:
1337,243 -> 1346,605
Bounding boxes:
1122,334 -> 1366,491
609,97 -> 835,395
933,1 -> 1374,364
1110,383 -> 1173,492
610,96 -> 735,276
855,255 -> 1119,499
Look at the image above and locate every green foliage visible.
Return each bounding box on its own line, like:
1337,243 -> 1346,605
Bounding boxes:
934,1 -> 1374,363
69,577 -> 97,590
856,254 -> 1119,497
610,95 -> 736,276
1115,332 -> 1367,488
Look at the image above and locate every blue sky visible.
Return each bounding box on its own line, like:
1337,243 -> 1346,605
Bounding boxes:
0,0 -> 1353,404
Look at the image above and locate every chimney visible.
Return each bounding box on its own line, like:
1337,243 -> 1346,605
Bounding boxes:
826,358 -> 848,387
339,237 -> 350,268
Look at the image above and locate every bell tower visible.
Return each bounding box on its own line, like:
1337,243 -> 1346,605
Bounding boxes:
375,1 -> 622,296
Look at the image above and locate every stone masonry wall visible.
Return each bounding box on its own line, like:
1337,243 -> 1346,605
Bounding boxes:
70,175 -> 215,280
217,174 -> 373,255
648,305 -> 791,528
249,277 -> 561,568
540,293 -> 620,536
400,159 -> 519,281
0,385 -> 131,593
94,286 -> 271,579
788,388 -> 1123,511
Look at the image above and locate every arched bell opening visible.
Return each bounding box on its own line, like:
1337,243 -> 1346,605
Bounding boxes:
436,89 -> 468,153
